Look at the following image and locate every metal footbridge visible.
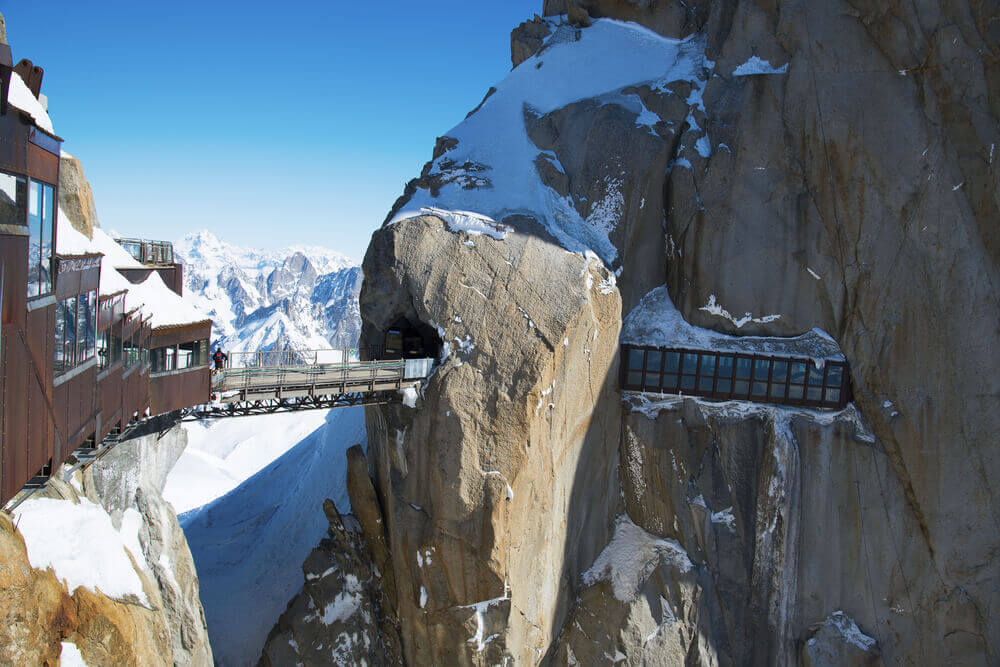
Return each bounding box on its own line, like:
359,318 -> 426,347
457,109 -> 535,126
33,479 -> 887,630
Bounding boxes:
184,354 -> 434,419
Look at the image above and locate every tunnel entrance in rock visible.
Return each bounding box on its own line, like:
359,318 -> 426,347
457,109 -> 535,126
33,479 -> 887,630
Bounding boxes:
379,317 -> 441,360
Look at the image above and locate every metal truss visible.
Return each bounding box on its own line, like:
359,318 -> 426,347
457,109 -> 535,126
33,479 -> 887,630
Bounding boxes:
182,391 -> 395,420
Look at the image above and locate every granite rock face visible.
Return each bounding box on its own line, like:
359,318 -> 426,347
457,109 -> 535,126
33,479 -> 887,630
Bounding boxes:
1,425 -> 212,666
359,214 -> 622,664
58,153 -> 101,239
259,498 -> 401,666
282,0 -> 997,663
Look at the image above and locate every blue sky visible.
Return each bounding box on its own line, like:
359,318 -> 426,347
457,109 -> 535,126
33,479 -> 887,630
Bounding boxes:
3,1 -> 541,260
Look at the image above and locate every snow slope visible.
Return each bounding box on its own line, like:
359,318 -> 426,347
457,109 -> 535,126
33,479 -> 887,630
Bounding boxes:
389,18 -> 712,266
163,410 -> 332,514
177,407 -> 366,667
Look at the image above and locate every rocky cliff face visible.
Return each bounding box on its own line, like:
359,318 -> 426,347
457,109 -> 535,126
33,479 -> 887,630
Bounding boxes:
58,153 -> 101,239
273,0 -> 997,664
4,425 -> 212,666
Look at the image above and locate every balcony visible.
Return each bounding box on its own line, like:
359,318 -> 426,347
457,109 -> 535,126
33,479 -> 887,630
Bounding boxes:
116,237 -> 175,266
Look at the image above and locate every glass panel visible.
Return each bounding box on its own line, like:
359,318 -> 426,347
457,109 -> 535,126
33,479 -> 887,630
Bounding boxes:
789,362 -> 807,384
27,182 -> 41,297
699,354 -> 716,377
680,375 -> 696,391
165,346 -> 176,371
628,348 -> 644,370
771,360 -> 788,383
643,372 -> 661,391
662,374 -> 678,391
645,350 -> 662,372
735,357 -> 752,379
664,352 -> 680,373
627,371 -> 642,387
808,364 -> 825,385
98,330 -> 108,369
38,183 -> 53,295
716,378 -> 732,395
0,173 -> 27,226
60,297 -> 76,373
825,365 -> 844,387
807,386 -> 823,401
698,376 -> 714,392
824,388 -> 841,404
150,347 -> 164,372
85,291 -> 97,360
788,384 -> 805,400
753,359 -> 771,381
770,383 -> 787,399
682,353 -> 699,375
717,355 -> 734,380
733,379 -> 750,396
752,381 -> 767,397
177,346 -> 193,370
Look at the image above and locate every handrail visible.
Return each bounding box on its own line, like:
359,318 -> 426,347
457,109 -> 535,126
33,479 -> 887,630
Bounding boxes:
222,348 -> 361,370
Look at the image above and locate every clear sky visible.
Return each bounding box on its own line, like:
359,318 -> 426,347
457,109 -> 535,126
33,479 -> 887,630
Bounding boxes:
3,1 -> 541,261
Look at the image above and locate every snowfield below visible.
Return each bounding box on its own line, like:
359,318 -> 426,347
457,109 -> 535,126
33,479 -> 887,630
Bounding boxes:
171,407 -> 366,667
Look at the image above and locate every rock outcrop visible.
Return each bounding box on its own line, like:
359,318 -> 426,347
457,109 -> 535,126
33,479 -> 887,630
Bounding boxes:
277,0 -> 998,664
3,425 -> 212,665
259,498 -> 401,666
58,153 -> 101,239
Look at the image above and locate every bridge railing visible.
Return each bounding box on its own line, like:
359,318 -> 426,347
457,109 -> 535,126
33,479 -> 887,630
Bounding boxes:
212,358 -> 409,394
223,348 -> 360,369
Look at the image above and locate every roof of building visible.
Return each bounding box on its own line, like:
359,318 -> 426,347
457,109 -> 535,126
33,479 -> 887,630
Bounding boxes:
6,71 -> 55,135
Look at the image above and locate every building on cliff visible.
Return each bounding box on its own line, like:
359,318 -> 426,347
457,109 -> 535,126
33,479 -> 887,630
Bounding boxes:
0,47 -> 213,507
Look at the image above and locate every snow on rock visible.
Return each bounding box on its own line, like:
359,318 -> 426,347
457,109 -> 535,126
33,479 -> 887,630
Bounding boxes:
59,642 -> 88,667
623,285 -> 844,361
826,611 -> 877,650
388,19 -> 711,266
12,497 -> 149,605
623,392 -> 876,444
732,56 -> 789,76
400,386 -> 419,408
582,514 -> 692,602
699,294 -> 781,328
413,207 -> 510,240
7,72 -> 55,134
310,575 -> 364,626
177,407 -> 365,667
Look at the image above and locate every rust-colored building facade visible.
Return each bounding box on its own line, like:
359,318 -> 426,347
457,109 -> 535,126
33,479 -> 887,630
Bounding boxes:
0,49 -> 213,506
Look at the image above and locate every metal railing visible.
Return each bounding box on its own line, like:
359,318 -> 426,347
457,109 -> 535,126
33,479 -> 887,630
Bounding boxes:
213,359 -> 407,395
116,238 -> 175,266
222,348 -> 360,369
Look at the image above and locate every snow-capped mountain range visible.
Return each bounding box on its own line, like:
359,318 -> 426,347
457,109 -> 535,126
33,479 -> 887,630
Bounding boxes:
174,230 -> 362,357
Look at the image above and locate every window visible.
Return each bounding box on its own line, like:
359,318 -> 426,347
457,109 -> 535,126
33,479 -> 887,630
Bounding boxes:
733,356 -> 752,397
176,339 -> 209,370
807,363 -> 825,402
0,172 -> 27,226
54,297 -> 76,374
824,364 -> 845,404
626,348 -> 643,388
698,354 -> 716,392
27,180 -> 54,298
54,290 -> 97,375
752,359 -> 770,397
716,355 -> 734,395
98,330 -> 122,369
643,349 -> 662,391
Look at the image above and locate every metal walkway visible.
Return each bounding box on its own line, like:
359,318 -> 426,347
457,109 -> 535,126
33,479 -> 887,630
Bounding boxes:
185,357 -> 434,419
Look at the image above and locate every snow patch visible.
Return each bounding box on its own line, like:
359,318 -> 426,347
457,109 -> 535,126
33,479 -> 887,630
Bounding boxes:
700,294 -> 781,328
732,56 -> 789,76
13,497 -> 149,605
582,514 -> 691,601
400,386 -> 419,408
59,642 -> 88,667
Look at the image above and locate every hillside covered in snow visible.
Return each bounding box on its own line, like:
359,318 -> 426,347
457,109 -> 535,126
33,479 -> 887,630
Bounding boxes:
174,230 -> 363,357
